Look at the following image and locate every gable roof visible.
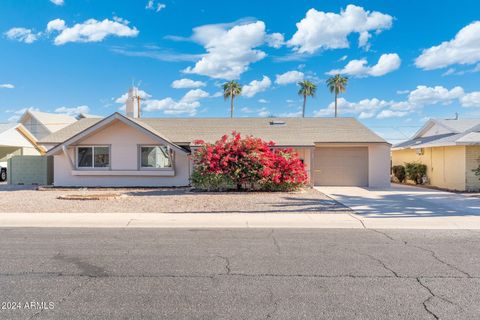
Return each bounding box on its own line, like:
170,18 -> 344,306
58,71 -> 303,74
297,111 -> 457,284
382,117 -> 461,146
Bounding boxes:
45,113 -> 187,156
395,118 -> 480,150
40,115 -> 387,148
19,110 -> 77,133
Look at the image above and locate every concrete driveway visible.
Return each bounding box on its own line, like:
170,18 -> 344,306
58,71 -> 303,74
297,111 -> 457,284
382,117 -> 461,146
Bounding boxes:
316,184 -> 480,218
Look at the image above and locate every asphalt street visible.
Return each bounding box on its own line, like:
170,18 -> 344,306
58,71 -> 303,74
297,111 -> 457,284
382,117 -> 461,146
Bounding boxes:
1,228 -> 480,319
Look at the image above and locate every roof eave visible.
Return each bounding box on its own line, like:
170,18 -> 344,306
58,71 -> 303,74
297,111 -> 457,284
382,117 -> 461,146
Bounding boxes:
46,113 -> 187,156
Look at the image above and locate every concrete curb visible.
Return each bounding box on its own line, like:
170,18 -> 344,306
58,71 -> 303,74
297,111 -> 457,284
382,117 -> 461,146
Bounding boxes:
1,212 -> 480,229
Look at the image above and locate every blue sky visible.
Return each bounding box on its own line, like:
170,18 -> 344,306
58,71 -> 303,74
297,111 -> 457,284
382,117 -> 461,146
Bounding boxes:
1,0 -> 480,142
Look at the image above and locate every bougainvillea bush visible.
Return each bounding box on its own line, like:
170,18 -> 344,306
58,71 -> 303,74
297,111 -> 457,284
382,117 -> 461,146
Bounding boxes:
191,132 -> 308,191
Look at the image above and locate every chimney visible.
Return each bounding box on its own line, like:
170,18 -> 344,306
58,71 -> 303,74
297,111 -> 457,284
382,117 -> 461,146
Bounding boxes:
126,86 -> 141,118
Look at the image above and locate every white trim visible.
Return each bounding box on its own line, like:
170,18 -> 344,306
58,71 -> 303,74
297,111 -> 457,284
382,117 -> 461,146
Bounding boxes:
71,170 -> 175,177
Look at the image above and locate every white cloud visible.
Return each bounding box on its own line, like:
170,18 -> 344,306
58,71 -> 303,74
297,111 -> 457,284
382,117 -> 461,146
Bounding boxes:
141,89 -> 210,116
242,76 -> 271,97
407,85 -> 464,106
55,105 -> 90,116
275,70 -> 304,85
258,99 -> 268,104
315,85 -> 477,119
0,84 -> 14,89
287,5 -> 393,54
115,89 -> 152,103
376,110 -> 408,119
7,107 -> 40,122
460,92 -> 480,107
146,0 -> 166,12
180,89 -> 209,102
53,18 -> 139,45
171,78 -> 206,89
315,98 -> 391,118
4,28 -> 40,44
266,33 -> 284,48
183,21 -> 268,79
47,19 -> 66,32
415,21 -> 480,70
327,53 -> 401,77
50,0 -> 64,5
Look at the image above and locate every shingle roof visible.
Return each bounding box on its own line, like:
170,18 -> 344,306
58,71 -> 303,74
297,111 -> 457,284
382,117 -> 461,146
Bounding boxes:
395,118 -> 480,149
40,114 -> 387,146
435,119 -> 480,133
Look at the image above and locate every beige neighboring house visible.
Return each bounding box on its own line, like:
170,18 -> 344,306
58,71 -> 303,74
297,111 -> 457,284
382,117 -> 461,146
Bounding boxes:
392,118 -> 480,192
19,110 -> 77,141
40,88 -> 391,188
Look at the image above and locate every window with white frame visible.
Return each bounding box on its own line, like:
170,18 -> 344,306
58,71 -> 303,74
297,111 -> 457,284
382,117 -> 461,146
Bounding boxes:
77,146 -> 110,168
140,146 -> 172,169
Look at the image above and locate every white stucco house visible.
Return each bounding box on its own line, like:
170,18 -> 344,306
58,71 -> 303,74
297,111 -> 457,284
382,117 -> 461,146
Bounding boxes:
41,88 -> 391,188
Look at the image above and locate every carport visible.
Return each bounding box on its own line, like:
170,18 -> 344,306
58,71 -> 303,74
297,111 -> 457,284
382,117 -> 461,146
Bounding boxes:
0,124 -> 45,180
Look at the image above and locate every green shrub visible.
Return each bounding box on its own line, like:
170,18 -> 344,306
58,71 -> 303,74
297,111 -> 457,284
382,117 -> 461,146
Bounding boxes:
392,165 -> 406,183
405,162 -> 427,184
190,171 -> 234,191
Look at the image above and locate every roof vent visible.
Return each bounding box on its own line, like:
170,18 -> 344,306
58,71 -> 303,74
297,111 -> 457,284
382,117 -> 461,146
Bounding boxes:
269,120 -> 286,126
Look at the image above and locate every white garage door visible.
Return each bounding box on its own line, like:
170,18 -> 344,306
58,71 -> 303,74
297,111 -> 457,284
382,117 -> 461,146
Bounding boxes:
314,147 -> 368,186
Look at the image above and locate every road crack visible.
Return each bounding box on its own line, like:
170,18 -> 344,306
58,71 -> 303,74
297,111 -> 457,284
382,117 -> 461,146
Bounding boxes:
416,277 -> 460,320
407,242 -> 472,278
265,285 -> 279,319
370,229 -> 472,278
217,255 -> 231,275
270,229 -> 281,255
348,213 -> 366,228
360,252 -> 400,277
29,277 -> 90,319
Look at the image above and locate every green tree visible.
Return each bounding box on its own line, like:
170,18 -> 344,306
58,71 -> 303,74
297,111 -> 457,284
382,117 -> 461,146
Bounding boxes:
326,74 -> 348,118
223,81 -> 242,118
297,80 -> 317,117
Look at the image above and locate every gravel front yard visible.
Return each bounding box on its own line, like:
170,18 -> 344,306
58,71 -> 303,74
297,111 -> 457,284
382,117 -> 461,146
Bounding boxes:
0,186 -> 351,214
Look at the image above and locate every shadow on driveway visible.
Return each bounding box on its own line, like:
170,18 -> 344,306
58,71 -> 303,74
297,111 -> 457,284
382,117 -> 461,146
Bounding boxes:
318,185 -> 480,218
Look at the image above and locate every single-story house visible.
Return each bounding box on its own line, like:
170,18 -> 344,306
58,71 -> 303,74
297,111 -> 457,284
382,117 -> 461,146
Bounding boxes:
40,88 -> 390,188
19,110 -> 77,141
392,118 -> 480,191
0,123 -> 45,167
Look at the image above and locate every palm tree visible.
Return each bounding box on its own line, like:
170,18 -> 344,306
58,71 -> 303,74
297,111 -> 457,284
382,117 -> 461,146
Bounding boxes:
297,80 -> 317,117
223,81 -> 242,118
326,74 -> 348,118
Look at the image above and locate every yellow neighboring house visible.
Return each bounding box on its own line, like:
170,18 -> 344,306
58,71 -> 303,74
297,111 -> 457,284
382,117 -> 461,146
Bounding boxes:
392,118 -> 480,192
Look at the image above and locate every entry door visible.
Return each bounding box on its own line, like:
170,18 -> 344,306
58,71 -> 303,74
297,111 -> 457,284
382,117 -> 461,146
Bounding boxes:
314,147 -> 368,186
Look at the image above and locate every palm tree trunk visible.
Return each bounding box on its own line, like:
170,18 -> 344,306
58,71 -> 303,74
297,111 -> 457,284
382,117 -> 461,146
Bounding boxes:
334,92 -> 338,118
302,95 -> 306,118
230,95 -> 234,118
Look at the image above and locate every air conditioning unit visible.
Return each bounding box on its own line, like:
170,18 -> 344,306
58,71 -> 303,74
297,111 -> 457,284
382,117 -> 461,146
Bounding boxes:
415,148 -> 424,155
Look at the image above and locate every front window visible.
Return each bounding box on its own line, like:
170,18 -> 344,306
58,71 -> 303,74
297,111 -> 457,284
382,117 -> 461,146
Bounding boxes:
77,146 -> 110,168
140,146 -> 172,169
